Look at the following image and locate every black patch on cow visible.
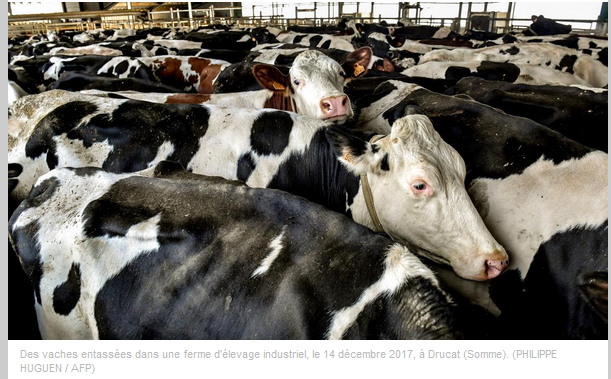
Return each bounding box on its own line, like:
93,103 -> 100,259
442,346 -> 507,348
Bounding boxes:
250,111 -> 293,156
320,40 -> 332,49
267,129 -> 363,214
597,47 -> 607,67
90,172 -> 391,339
326,127 -> 368,157
555,54 -> 578,74
589,41 -> 598,49
527,39 -> 543,43
52,263 -> 82,316
502,34 -> 518,44
113,60 -> 129,75
501,46 -> 520,55
370,144 -> 379,154
394,87 -> 593,182
308,35 -> 323,48
380,154 -> 390,171
545,61 -> 551,66
445,66 -> 472,81
382,101 -> 412,127
157,48 -> 169,56
237,152 -> 256,182
293,34 -> 307,44
353,81 -> 398,111
474,61 -> 520,83
9,176 -> 59,308
491,223 -> 608,339
63,100 -> 210,173
108,93 -> 128,99
128,65 -> 136,76
25,101 -> 98,169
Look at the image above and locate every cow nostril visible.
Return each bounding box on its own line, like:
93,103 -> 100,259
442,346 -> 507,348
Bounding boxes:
341,97 -> 347,106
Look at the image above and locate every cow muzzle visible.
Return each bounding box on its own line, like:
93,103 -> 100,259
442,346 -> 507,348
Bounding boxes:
320,95 -> 350,119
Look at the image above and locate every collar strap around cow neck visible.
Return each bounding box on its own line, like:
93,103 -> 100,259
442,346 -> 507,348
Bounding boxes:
360,134 -> 386,234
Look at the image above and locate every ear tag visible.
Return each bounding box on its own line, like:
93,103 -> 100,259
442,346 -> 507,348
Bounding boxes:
353,63 -> 365,76
272,82 -> 285,90
343,152 -> 356,163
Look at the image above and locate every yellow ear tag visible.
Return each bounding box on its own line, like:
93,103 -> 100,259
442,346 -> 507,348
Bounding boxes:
343,152 -> 355,163
353,63 -> 365,77
271,82 -> 285,90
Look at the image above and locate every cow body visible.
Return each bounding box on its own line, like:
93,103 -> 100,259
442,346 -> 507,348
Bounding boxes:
9,90 -> 507,281
403,61 -> 592,87
356,81 -> 608,338
418,43 -> 608,88
9,163 -> 460,340
449,77 -> 608,152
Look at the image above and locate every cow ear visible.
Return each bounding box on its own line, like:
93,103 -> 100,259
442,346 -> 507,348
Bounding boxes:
342,47 -> 372,79
391,34 -> 406,48
326,127 -> 386,175
252,64 -> 290,92
579,271 -> 608,321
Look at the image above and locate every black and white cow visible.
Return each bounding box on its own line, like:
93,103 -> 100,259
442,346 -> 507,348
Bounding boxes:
417,43 -> 608,88
213,47 -> 374,121
448,77 -> 608,152
9,91 -> 508,281
402,60 -> 593,87
9,163 -> 461,340
276,31 -> 356,51
355,80 -> 608,338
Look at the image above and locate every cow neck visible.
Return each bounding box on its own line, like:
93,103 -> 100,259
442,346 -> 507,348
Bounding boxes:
268,129 -> 360,216
264,90 -> 297,113
360,134 -> 386,233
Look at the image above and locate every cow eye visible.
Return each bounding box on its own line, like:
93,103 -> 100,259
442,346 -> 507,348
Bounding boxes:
413,183 -> 426,191
294,79 -> 301,86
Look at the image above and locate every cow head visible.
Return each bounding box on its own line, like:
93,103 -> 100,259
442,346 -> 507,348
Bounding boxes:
252,47 -> 372,123
329,115 -> 509,281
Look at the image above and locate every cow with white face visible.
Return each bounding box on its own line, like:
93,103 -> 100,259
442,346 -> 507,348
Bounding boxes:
251,48 -> 372,122
9,90 -> 507,281
337,115 -> 508,280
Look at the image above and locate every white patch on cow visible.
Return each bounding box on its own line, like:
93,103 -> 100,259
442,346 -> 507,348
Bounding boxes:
148,141 -> 175,167
8,81 -> 28,108
43,57 -> 76,81
368,32 -> 388,43
569,84 -> 608,93
153,40 -> 203,50
326,244 -> 439,340
73,33 -> 94,44
251,227 -> 287,277
97,57 -> 142,79
469,151 -> 608,279
9,54 -> 34,65
8,90 -> 127,200
237,34 -> 252,43
48,45 -> 123,56
106,29 -> 136,41
432,27 -> 452,39
277,31 -> 355,51
253,48 -> 307,64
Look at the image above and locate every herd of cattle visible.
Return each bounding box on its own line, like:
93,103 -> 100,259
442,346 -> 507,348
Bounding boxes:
7,15 -> 608,340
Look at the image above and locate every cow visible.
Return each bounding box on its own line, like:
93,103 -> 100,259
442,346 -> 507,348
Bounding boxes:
447,77 -> 608,152
355,80 -> 608,339
9,162 -> 462,340
9,91 -> 508,281
12,55 -> 157,88
214,47 -> 373,121
418,43 -> 608,88
402,60 -> 592,87
137,56 -> 231,94
276,31 -> 356,51
524,15 -> 572,36
49,72 -> 187,93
